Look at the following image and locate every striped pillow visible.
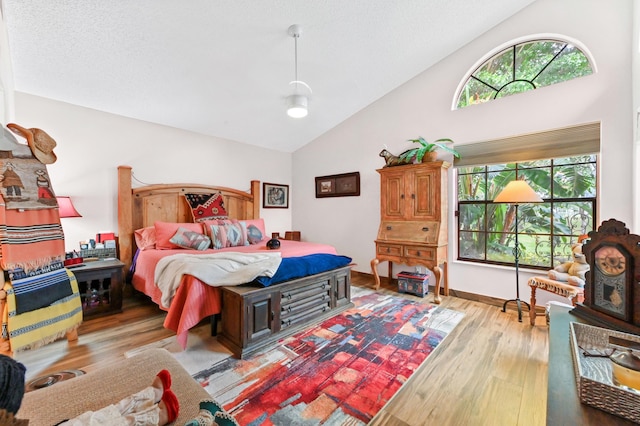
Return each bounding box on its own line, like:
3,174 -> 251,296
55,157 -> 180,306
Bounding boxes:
207,222 -> 249,249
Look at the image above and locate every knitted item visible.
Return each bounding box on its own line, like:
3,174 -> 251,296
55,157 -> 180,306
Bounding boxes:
185,400 -> 222,426
213,411 -> 240,426
162,388 -> 179,424
0,355 -> 25,415
199,399 -> 222,417
184,409 -> 215,426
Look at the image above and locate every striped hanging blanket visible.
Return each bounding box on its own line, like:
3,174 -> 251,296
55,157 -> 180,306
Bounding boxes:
0,202 -> 65,272
6,260 -> 73,315
2,268 -> 82,352
0,157 -> 80,352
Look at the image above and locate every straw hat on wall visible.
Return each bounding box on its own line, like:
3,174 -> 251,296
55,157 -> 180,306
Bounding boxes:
6,123 -> 57,164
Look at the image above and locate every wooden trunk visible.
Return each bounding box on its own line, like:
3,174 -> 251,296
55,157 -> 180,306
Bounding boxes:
218,266 -> 352,358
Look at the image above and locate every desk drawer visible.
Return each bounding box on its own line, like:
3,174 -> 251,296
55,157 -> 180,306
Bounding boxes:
404,245 -> 435,261
377,243 -> 403,257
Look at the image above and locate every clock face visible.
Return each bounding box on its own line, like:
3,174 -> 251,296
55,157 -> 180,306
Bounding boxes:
593,245 -> 628,318
595,246 -> 626,276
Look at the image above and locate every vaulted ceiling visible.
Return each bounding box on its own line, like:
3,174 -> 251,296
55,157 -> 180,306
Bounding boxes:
2,0 -> 536,152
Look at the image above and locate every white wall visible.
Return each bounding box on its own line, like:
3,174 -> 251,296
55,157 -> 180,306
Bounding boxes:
13,93 -> 293,251
293,0 -> 635,306
633,1 -> 640,229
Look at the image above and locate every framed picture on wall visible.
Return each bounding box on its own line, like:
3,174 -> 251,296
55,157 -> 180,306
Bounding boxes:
263,182 -> 289,208
315,172 -> 360,198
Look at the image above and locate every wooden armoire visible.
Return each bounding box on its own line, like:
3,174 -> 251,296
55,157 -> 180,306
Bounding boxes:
370,161 -> 450,303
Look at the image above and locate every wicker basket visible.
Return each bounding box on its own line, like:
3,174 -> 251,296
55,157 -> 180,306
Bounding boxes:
569,322 -> 640,423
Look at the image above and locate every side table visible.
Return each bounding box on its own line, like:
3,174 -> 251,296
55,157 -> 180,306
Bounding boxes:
69,259 -> 125,318
528,276 -> 584,326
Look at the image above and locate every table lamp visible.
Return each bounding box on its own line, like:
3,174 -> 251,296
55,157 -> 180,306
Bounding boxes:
57,196 -> 82,218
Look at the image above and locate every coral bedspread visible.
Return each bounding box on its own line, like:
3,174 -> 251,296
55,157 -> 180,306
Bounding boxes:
131,240 -> 337,347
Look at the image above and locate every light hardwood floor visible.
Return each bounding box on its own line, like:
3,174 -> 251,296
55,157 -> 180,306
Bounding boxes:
15,274 -> 549,426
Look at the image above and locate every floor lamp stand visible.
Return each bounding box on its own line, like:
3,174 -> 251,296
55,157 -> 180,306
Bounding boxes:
502,204 -> 530,322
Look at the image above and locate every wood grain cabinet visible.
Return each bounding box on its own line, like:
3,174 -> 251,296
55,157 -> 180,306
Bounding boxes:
70,259 -> 125,318
371,161 -> 450,303
218,266 -> 352,358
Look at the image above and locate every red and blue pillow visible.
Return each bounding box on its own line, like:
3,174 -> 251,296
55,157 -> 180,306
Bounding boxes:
184,193 -> 228,223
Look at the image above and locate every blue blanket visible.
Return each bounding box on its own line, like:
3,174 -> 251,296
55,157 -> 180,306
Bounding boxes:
254,253 -> 352,287
6,262 -> 73,315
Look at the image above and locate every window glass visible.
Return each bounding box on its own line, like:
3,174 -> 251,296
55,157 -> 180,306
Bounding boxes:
457,156 -> 596,269
456,39 -> 593,109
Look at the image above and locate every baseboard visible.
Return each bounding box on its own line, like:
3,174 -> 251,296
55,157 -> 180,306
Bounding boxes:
350,270 -> 546,315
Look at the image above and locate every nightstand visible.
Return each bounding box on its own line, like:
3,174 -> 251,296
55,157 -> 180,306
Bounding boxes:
69,259 -> 125,318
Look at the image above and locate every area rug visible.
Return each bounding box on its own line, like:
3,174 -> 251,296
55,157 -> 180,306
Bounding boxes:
171,290 -> 464,425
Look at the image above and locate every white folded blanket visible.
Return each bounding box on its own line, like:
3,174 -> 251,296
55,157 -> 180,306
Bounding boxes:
154,251 -> 282,308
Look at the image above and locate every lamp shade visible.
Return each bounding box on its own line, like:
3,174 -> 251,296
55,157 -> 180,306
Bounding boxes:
56,196 -> 82,218
494,180 -> 543,204
287,94 -> 308,118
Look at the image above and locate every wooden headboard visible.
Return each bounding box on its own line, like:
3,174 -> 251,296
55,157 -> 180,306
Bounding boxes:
117,165 -> 260,270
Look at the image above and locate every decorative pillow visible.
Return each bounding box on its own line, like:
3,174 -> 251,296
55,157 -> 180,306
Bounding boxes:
201,219 -> 233,231
154,221 -> 204,250
207,223 -> 249,249
202,220 -> 240,244
169,227 -> 211,251
237,219 -> 266,244
134,226 -> 156,250
184,193 -> 228,223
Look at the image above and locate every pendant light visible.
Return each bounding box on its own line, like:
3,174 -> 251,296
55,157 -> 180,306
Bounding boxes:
286,24 -> 312,118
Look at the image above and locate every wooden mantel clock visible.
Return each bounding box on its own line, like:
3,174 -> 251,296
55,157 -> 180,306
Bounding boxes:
571,219 -> 640,335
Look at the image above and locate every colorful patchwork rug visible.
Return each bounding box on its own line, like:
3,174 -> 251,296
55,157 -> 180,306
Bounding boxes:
184,291 -> 464,425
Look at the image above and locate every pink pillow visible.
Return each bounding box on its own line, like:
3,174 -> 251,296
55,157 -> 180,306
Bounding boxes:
154,221 -> 204,250
134,226 -> 156,250
237,219 -> 266,244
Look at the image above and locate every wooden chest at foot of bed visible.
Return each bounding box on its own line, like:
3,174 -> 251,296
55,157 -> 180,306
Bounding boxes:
397,270 -> 430,297
218,266 -> 352,359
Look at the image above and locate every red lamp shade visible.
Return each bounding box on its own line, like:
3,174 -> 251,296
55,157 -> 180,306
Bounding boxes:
56,196 -> 82,218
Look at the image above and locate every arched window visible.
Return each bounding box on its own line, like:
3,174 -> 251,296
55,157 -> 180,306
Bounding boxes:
455,39 -> 593,109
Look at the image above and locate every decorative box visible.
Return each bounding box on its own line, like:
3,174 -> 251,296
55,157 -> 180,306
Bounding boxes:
569,322 -> 640,423
397,270 -> 430,297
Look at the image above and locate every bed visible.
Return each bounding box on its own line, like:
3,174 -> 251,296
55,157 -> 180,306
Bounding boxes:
117,166 -> 353,354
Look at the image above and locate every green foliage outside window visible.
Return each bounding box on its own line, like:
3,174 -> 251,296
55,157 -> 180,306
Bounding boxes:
457,156 -> 596,269
456,40 -> 593,109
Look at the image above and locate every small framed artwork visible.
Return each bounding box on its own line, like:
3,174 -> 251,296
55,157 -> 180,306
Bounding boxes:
315,172 -> 360,198
263,182 -> 289,208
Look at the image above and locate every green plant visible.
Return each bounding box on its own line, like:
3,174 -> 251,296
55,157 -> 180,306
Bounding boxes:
399,137 -> 460,163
